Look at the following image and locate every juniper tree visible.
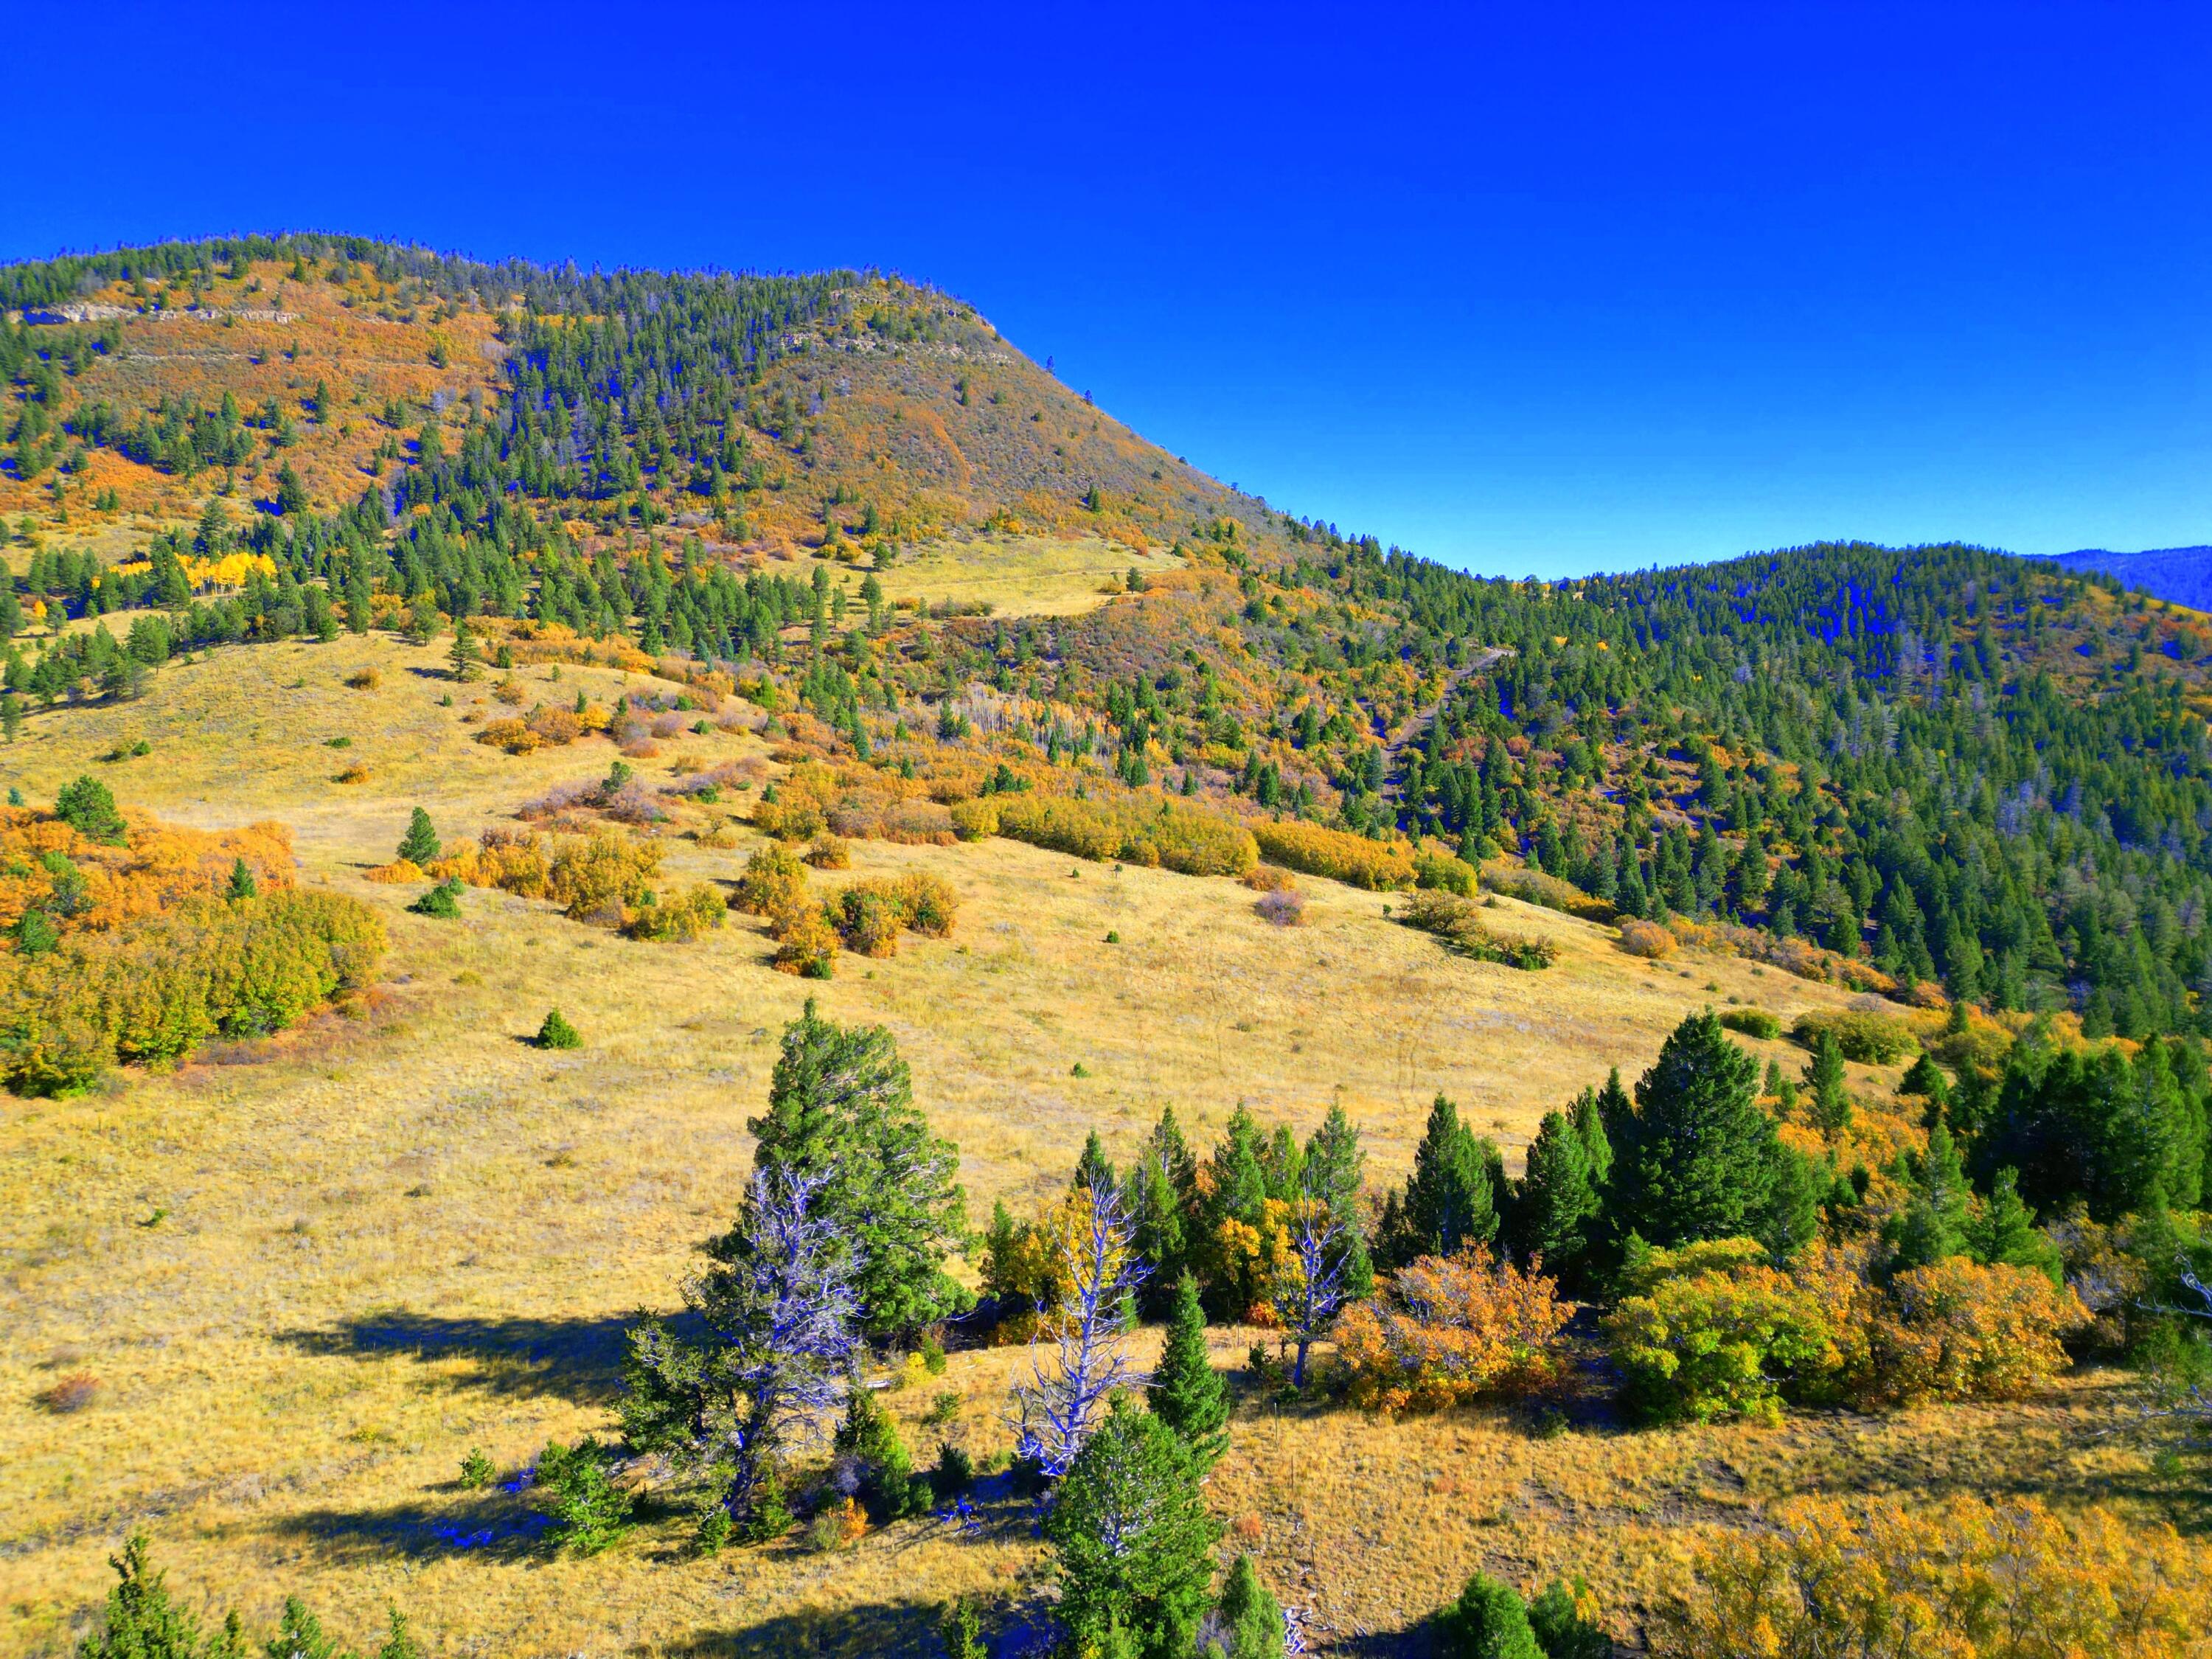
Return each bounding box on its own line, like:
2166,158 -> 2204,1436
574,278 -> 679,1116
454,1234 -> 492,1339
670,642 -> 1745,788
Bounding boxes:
1214,1554 -> 1285,1659
1443,1572 -> 1542,1659
55,773 -> 126,844
1147,1270 -> 1228,1467
749,1001 -> 968,1338
1045,1396 -> 1221,1659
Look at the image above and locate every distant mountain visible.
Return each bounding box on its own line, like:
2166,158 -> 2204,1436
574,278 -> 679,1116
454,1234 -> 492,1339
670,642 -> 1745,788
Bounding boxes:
2037,546 -> 2212,610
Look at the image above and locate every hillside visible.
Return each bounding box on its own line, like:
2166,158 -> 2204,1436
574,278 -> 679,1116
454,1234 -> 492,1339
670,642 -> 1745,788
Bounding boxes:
2042,546 -> 2212,611
4,238 -> 2212,1658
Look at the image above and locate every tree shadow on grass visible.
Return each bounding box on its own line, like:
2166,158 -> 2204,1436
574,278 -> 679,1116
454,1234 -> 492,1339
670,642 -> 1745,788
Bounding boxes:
275,1309 -> 641,1402
653,1602 -> 939,1658
264,1492 -> 553,1566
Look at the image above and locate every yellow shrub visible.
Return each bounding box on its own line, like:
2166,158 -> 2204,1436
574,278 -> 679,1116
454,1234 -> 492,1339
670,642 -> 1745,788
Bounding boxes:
803,832 -> 852,870
548,831 -> 661,922
1251,820 -> 1414,890
827,885 -> 902,959
1654,1493 -> 2212,1659
1336,1246 -> 1573,1411
950,797 -> 999,841
1617,918 -> 1675,959
526,706 -> 582,746
991,791 -> 1257,876
622,881 -> 727,942
364,860 -> 423,885
771,909 -> 838,978
732,844 -> 807,916
1792,1007 -> 1919,1064
1871,1258 -> 2087,1404
476,717 -> 540,754
890,871 -> 958,938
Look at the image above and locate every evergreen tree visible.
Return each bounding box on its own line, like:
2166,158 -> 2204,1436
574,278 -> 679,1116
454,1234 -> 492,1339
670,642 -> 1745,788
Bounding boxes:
224,857 -> 257,900
1442,1572 -> 1542,1659
396,806 -> 439,866
1966,1166 -> 2065,1284
834,1387 -> 918,1518
1148,1271 -> 1228,1467
1574,1077 -> 1617,1189
77,1534 -> 243,1659
536,1008 -> 582,1049
1804,1029 -> 1851,1136
55,774 -> 127,844
935,1598 -> 986,1659
1885,1121 -> 1972,1273
1526,1579 -> 1610,1659
1045,1397 -> 1220,1659
1215,1554 -> 1285,1659
1073,1128 -> 1116,1194
448,617 -> 481,682
1130,1107 -> 1200,1307
748,1001 -> 969,1337
1512,1109 -> 1599,1287
1301,1099 -> 1374,1296
1610,1012 -> 1795,1253
1378,1095 -> 1500,1270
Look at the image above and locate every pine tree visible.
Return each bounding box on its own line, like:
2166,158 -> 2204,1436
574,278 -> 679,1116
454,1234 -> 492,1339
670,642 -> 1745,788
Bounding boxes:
1379,1095 -> 1500,1269
936,1597 -> 986,1659
834,1387 -> 917,1518
1574,1077 -> 1617,1189
224,857 -> 257,900
449,618 -> 481,682
749,1001 -> 969,1337
1610,1012 -> 1793,1252
1526,1579 -> 1611,1659
536,1008 -> 582,1049
77,1534 -> 241,1659
55,774 -> 127,844
1804,1029 -> 1851,1135
1966,1166 -> 2064,1283
396,806 -> 439,866
1512,1110 -> 1599,1287
1148,1271 -> 1228,1467
1073,1128 -> 1116,1193
1045,1397 -> 1221,1659
1216,1554 -> 1285,1658
1303,1099 -> 1374,1297
1885,1121 -> 1972,1273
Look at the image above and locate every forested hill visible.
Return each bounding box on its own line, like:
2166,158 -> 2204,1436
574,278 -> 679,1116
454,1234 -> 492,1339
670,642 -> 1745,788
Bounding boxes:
6,236 -> 2212,1043
2040,546 -> 2212,612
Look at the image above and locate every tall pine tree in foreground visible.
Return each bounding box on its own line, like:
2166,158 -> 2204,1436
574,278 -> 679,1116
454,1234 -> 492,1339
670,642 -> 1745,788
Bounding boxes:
1512,1107 -> 1600,1287
1046,1397 -> 1220,1659
1608,1011 -> 1812,1256
1376,1095 -> 1503,1270
748,1000 -> 969,1337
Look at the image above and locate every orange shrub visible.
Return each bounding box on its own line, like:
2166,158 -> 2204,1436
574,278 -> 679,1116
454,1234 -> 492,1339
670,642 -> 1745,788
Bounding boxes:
1654,1493 -> 2212,1659
1335,1246 -> 1573,1411
528,706 -> 583,746
476,717 -> 540,754
803,832 -> 851,870
771,909 -> 838,978
425,829 -> 552,900
1617,918 -> 1675,959
547,831 -> 661,923
0,806 -> 294,942
1251,820 -> 1415,890
1871,1258 -> 2087,1405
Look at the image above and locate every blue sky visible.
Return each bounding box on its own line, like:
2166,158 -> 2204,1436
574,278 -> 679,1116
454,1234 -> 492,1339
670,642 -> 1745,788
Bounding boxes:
6,2 -> 2206,578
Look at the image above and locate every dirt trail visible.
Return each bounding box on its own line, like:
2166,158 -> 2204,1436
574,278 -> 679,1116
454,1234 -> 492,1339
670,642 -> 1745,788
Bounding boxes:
1379,645 -> 1512,787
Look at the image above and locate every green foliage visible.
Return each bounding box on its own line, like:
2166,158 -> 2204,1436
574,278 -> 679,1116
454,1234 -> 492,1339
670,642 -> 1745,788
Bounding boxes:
395,807 -> 439,866
406,879 -> 462,919
1526,1579 -> 1611,1659
1803,1029 -> 1851,1135
1964,1167 -> 2064,1284
1148,1270 -> 1228,1467
458,1448 -> 495,1489
1604,1239 -> 1843,1423
1215,1554 -> 1285,1658
76,1534 -> 234,1659
1376,1094 -> 1503,1270
1512,1106 -> 1601,1289
223,858 -> 257,901
535,1007 -> 582,1049
835,1388 -> 922,1520
537,1436 -> 635,1554
1718,1007 -> 1781,1040
1441,1572 -> 1543,1659
1972,1032 -> 2211,1219
55,774 -> 126,844
936,1597 -> 986,1659
1884,1121 -> 1972,1275
1608,1012 -> 1812,1258
750,1001 -> 970,1338
1792,1009 -> 1918,1065
1046,1397 -> 1222,1659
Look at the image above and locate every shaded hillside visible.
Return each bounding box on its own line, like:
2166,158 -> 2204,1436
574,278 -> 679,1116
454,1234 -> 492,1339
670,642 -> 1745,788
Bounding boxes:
2043,545 -> 2212,611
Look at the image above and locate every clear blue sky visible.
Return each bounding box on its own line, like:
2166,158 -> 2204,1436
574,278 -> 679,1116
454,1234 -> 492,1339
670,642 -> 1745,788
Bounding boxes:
6,2 -> 2206,578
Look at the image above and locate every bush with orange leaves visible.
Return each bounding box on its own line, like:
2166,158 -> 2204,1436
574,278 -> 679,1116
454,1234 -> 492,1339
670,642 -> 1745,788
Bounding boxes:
421,828 -> 552,900
1335,1246 -> 1573,1411
547,831 -> 662,923
1653,1492 -> 2212,1659
0,804 -> 293,942
1870,1256 -> 2088,1406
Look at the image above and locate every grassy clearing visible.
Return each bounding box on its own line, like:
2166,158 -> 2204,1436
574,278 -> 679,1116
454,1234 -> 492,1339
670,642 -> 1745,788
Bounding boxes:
863,532 -> 1185,617
0,642 -> 2178,1655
